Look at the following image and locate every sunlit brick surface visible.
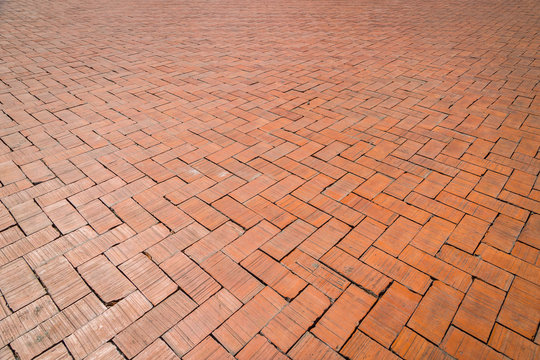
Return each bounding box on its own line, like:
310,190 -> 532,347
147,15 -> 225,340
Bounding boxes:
0,0 -> 539,358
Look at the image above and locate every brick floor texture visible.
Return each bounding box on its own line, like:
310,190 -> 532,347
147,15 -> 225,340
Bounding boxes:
0,0 -> 539,358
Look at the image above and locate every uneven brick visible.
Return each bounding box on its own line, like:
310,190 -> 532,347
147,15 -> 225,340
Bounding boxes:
0,258 -> 45,311
213,287 -> 287,353
201,251 -> 264,303
360,282 -> 421,347
441,327 -> 506,360
36,256 -> 90,309
497,277 -> 540,339
312,284 -> 376,350
113,290 -> 196,358
236,334 -> 288,360
392,327 -> 453,360
262,285 -> 330,352
183,337 -> 234,360
163,289 -> 241,356
341,330 -> 399,360
160,252 -> 220,305
362,247 -> 431,294
78,255 -> 135,304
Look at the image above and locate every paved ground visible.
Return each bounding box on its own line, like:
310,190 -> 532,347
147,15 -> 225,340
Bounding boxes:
0,0 -> 539,358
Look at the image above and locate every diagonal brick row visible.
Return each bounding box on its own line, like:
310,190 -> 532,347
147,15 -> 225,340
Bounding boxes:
0,0 -> 539,359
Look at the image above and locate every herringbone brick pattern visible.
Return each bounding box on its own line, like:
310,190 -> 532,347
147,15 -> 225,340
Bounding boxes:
0,0 -> 539,358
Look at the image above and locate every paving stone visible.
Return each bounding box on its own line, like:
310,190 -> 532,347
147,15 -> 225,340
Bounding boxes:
1,0 -> 538,357
359,282 -> 421,347
0,258 -> 45,311
78,255 -> 136,304
262,286 -> 330,352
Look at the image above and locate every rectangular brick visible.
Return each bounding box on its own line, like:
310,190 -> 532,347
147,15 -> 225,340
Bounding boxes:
408,281 -> 463,344
78,255 -> 136,304
242,250 -> 306,299
362,247 -> 431,294
312,284 -> 376,350
163,289 -> 241,356
213,287 -> 286,353
360,282 -> 421,347
114,290 -> 196,358
298,218 -> 350,259
160,252 -> 220,305
201,251 -> 264,303
262,285 -> 330,352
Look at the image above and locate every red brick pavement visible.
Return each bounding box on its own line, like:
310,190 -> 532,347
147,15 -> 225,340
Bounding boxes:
0,0 -> 539,358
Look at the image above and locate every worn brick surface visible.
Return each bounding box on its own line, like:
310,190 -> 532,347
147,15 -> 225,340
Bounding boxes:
0,0 -> 539,358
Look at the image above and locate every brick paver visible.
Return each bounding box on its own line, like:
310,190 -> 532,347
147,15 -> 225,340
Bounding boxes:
0,0 -> 539,358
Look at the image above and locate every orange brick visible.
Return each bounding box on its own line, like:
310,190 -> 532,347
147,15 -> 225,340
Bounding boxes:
354,173 -> 394,200
163,289 -> 241,356
336,216 -> 386,257
114,290 -> 196,358
309,193 -> 365,225
223,220 -> 280,262
145,223 -> 209,264
312,284 -> 376,350
230,174 -> 276,203
183,337 -> 234,360
321,247 -> 391,295
242,250 -> 306,298
518,213 -> 540,249
283,249 -> 349,300
441,327 -> 505,360
408,281 -> 463,344
452,280 -> 505,341
324,173 -> 363,201
447,214 -> 490,253
43,199 -> 87,234
298,218 -> 350,259
414,172 -> 451,198
119,253 -> 177,305
160,252 -> 220,305
132,339 -> 179,360
201,251 -> 264,303
474,170 -> 508,197
341,330 -> 399,360
392,327 -> 454,360
78,255 -> 135,303
373,193 -> 430,225
384,172 -> 423,200
262,285 -> 330,352
497,277 -> 540,338
244,195 -> 297,228
399,246 -> 472,292
184,221 -> 243,262
213,287 -> 286,353
236,334 -> 288,360
0,258 -> 45,311
276,195 -> 331,227
360,282 -> 421,347
362,247 -> 431,294
483,214 -> 524,252
292,173 -> 335,202
213,196 -> 263,229
288,332 -> 344,360
475,243 -> 539,285
488,324 -> 539,359
374,217 -> 421,256
105,224 -> 170,265
409,216 -> 455,255
261,219 -> 316,260
179,196 -> 227,230
36,256 -> 90,309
